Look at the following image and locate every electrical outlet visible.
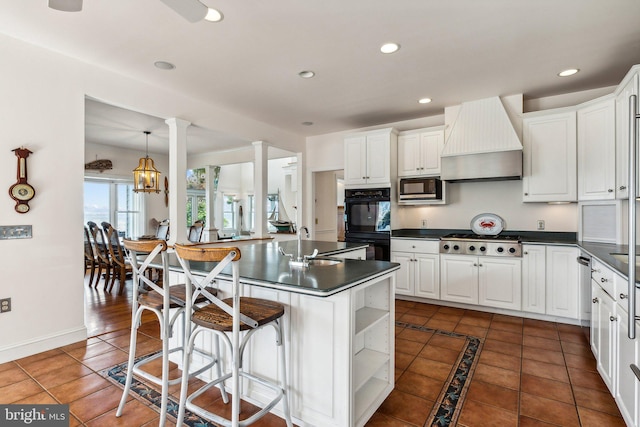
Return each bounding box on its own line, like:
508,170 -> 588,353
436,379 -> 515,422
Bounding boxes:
0,298 -> 11,313
421,219 -> 428,229
537,220 -> 545,231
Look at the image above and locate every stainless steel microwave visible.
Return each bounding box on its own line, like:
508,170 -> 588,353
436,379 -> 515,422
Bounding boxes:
398,177 -> 443,202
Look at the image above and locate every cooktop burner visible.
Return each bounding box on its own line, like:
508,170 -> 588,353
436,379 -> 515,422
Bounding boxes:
439,233 -> 522,257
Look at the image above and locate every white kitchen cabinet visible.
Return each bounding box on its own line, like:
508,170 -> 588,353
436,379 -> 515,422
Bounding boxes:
397,127 -> 444,177
521,244 -> 546,314
344,128 -> 397,187
440,255 -> 478,304
478,257 -> 522,311
391,238 -> 439,299
615,70 -> 639,199
522,109 -> 577,202
594,282 -> 617,394
616,308 -> 639,426
545,245 -> 580,319
577,96 -> 616,201
440,254 -> 520,310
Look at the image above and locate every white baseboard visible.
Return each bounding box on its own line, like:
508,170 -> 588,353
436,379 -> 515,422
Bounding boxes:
0,326 -> 87,364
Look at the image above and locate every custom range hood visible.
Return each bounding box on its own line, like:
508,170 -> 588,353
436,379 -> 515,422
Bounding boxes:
441,97 -> 522,182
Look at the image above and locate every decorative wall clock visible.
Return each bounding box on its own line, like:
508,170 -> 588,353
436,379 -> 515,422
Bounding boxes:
9,147 -> 35,213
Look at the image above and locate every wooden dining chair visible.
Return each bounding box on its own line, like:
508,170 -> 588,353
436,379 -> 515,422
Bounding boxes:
101,222 -> 132,295
155,219 -> 170,240
87,221 -> 113,290
83,226 -> 99,286
187,220 -> 204,243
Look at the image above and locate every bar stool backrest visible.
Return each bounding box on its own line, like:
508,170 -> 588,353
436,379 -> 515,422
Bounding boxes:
123,239 -> 169,298
174,244 -> 258,329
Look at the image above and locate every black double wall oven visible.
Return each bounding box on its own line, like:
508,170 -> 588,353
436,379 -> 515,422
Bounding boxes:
344,188 -> 391,261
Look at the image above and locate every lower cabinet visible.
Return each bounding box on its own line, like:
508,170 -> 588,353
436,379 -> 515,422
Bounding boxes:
591,261 -> 640,427
591,282 -> 617,393
616,308 -> 639,426
440,255 -> 521,310
546,246 -> 580,319
391,238 -> 439,299
522,245 -> 546,314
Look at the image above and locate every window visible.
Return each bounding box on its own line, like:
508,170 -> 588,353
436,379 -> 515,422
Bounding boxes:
222,194 -> 236,230
186,191 -> 206,227
84,179 -> 143,237
267,193 -> 278,232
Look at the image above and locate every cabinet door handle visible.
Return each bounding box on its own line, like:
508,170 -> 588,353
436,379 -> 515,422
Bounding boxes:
592,297 -> 599,303
620,185 -> 627,190
524,251 -> 528,255
610,316 -> 617,322
608,189 -> 614,193
620,293 -> 628,299
362,176 -> 366,179
524,192 -> 529,196
473,263 -> 478,267
478,263 -> 483,267
601,278 -> 607,283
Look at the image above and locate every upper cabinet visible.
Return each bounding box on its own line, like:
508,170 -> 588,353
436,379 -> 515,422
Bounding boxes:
344,128 -> 397,188
522,109 -> 577,202
577,96 -> 616,201
397,127 -> 445,177
615,71 -> 639,199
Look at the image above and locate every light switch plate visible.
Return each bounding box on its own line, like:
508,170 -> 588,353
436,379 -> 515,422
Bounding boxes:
0,225 -> 32,240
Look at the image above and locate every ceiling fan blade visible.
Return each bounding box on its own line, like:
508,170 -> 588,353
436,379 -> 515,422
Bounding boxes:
48,0 -> 82,12
159,0 -> 207,23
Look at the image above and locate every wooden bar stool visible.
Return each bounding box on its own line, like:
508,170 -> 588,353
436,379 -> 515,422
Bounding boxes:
174,244 -> 292,427
115,239 -> 223,427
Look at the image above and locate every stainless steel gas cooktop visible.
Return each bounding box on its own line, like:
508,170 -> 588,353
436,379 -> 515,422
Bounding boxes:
439,233 -> 522,257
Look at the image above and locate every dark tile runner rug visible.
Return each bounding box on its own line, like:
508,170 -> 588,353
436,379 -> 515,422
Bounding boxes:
102,322 -> 482,427
100,353 -> 221,427
395,321 -> 483,427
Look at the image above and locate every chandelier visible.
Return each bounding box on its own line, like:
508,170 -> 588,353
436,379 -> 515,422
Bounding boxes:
133,131 -> 161,193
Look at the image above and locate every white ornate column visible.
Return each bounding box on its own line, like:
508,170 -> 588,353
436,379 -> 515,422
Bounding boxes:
253,141 -> 269,238
165,118 -> 190,245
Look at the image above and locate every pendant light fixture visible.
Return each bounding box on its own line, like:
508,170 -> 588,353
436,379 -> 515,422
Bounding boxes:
133,131 -> 161,193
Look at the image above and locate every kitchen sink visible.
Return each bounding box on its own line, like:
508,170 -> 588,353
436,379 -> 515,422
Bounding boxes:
309,258 -> 343,266
610,253 -> 640,266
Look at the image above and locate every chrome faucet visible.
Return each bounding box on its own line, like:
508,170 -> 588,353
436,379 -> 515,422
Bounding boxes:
279,225 -> 318,268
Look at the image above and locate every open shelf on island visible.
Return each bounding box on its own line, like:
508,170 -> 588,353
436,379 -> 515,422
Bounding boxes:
354,377 -> 388,423
355,306 -> 388,336
353,348 -> 389,392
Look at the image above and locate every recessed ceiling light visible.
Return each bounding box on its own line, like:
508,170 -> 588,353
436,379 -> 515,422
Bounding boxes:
418,98 -> 432,104
380,43 -> 400,54
301,121 -> 314,126
204,8 -> 223,22
298,70 -> 315,79
558,68 -> 579,77
154,61 -> 176,70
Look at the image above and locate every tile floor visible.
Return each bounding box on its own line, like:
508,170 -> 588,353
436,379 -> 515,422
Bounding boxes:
0,298 -> 626,426
367,299 -> 626,427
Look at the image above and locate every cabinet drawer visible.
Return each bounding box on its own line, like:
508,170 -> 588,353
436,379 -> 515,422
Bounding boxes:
592,259 -> 615,298
391,238 -> 439,254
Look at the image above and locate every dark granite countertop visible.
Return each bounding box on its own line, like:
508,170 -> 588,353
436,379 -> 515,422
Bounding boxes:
392,228 -> 578,244
578,241 -> 640,283
165,240 -> 399,297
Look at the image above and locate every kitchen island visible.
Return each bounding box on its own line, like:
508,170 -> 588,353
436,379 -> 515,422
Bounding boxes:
166,239 -> 399,427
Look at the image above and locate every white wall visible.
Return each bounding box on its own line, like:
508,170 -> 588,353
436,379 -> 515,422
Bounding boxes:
0,33 -> 304,363
304,90 -> 623,234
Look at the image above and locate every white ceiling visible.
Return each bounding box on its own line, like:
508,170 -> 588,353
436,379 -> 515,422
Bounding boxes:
2,0 -> 640,152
